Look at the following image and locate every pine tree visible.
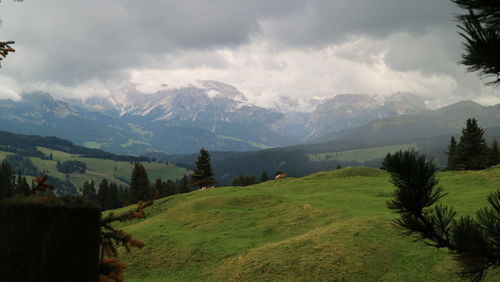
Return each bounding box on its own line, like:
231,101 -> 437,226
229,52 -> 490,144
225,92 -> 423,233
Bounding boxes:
82,180 -> 98,203
0,161 -> 14,199
446,136 -> 458,170
191,149 -> 215,188
489,139 -> 500,167
260,172 -> 270,182
179,174 -> 191,193
108,182 -> 120,209
129,162 -> 152,203
384,149 -> 500,280
98,179 -> 110,210
452,0 -> 500,86
14,174 -> 30,195
456,118 -> 489,170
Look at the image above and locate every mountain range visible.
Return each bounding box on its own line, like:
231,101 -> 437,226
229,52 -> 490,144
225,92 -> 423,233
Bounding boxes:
147,99 -> 500,184
0,80 -> 428,155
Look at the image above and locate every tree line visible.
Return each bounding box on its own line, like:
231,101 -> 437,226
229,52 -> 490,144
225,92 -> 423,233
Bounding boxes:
445,118 -> 500,171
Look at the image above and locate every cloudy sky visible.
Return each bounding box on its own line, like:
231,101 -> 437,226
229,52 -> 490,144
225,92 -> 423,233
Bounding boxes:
0,0 -> 499,107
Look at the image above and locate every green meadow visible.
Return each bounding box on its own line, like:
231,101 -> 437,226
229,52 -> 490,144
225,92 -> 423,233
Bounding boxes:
306,143 -> 418,163
0,147 -> 186,190
115,166 -> 500,281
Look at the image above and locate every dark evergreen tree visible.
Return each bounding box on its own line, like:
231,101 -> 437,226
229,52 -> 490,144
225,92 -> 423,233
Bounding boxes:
231,175 -> 257,186
456,118 -> 489,170
107,182 -> 121,209
260,171 -> 270,182
489,139 -> 500,167
446,136 -> 458,170
452,0 -> 500,86
14,174 -> 30,196
82,180 -> 97,203
179,174 -> 191,193
0,161 -> 14,199
129,162 -> 152,203
384,149 -> 500,280
191,149 -> 215,188
97,179 -> 110,210
168,179 -> 181,195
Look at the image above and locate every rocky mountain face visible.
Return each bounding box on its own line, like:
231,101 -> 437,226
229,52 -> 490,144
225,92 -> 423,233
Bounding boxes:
305,92 -> 427,140
0,81 -> 428,155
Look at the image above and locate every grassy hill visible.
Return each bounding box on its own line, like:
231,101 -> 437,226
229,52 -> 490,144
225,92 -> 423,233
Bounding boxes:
0,146 -> 187,192
113,166 -> 500,281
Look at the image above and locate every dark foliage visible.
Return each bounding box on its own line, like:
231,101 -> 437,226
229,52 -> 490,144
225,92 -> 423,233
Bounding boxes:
4,153 -> 41,176
455,118 -> 489,170
260,171 -> 270,182
384,149 -> 500,281
452,0 -> 500,86
191,148 -> 215,188
129,163 -> 152,203
445,136 -> 458,170
0,130 -> 149,162
489,139 -> 500,166
56,160 -> 87,174
231,175 -> 257,186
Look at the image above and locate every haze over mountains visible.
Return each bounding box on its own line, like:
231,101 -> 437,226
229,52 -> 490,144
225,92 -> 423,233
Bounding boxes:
0,80 -> 430,155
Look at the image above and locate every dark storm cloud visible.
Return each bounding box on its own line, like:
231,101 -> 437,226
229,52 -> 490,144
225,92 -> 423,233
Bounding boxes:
1,0 -> 490,101
0,0 -> 304,84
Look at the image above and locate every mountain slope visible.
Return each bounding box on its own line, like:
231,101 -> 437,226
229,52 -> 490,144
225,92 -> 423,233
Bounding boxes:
147,100 -> 500,183
116,167 -> 500,281
336,100 -> 500,144
0,131 -> 186,193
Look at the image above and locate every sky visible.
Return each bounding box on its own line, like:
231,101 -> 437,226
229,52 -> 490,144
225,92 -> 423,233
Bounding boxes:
0,0 -> 499,107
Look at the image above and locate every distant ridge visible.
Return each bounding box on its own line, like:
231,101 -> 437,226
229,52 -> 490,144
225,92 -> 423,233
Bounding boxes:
0,130 -> 148,162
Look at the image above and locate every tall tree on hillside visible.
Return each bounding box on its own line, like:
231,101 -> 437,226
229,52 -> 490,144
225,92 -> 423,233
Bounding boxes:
191,149 -> 215,188
0,161 -> 14,199
456,118 -> 489,170
384,149 -> 500,280
97,179 -> 110,210
445,136 -> 458,170
107,182 -> 121,209
260,171 -> 270,182
129,162 -> 152,203
489,139 -> 500,167
179,174 -> 191,193
452,0 -> 500,86
81,180 -> 97,203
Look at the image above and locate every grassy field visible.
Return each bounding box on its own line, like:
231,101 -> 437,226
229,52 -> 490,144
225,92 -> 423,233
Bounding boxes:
113,166 -> 500,281
306,143 -> 418,163
1,147 -> 187,190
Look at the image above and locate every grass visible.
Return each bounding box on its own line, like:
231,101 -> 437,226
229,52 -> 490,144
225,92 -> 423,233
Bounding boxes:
83,141 -> 102,149
114,166 -> 500,281
306,143 -> 418,163
217,135 -> 273,149
1,147 -> 186,190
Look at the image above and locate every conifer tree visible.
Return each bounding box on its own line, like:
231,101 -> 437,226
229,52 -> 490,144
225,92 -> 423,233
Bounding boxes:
384,149 -> 500,280
108,182 -> 120,209
446,136 -> 458,170
260,171 -> 270,182
191,149 -> 215,188
179,174 -> 191,193
98,179 -> 110,210
489,139 -> 500,167
129,162 -> 152,203
82,180 -> 98,203
14,174 -> 29,195
0,161 -> 14,199
456,118 -> 489,170
452,0 -> 500,86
